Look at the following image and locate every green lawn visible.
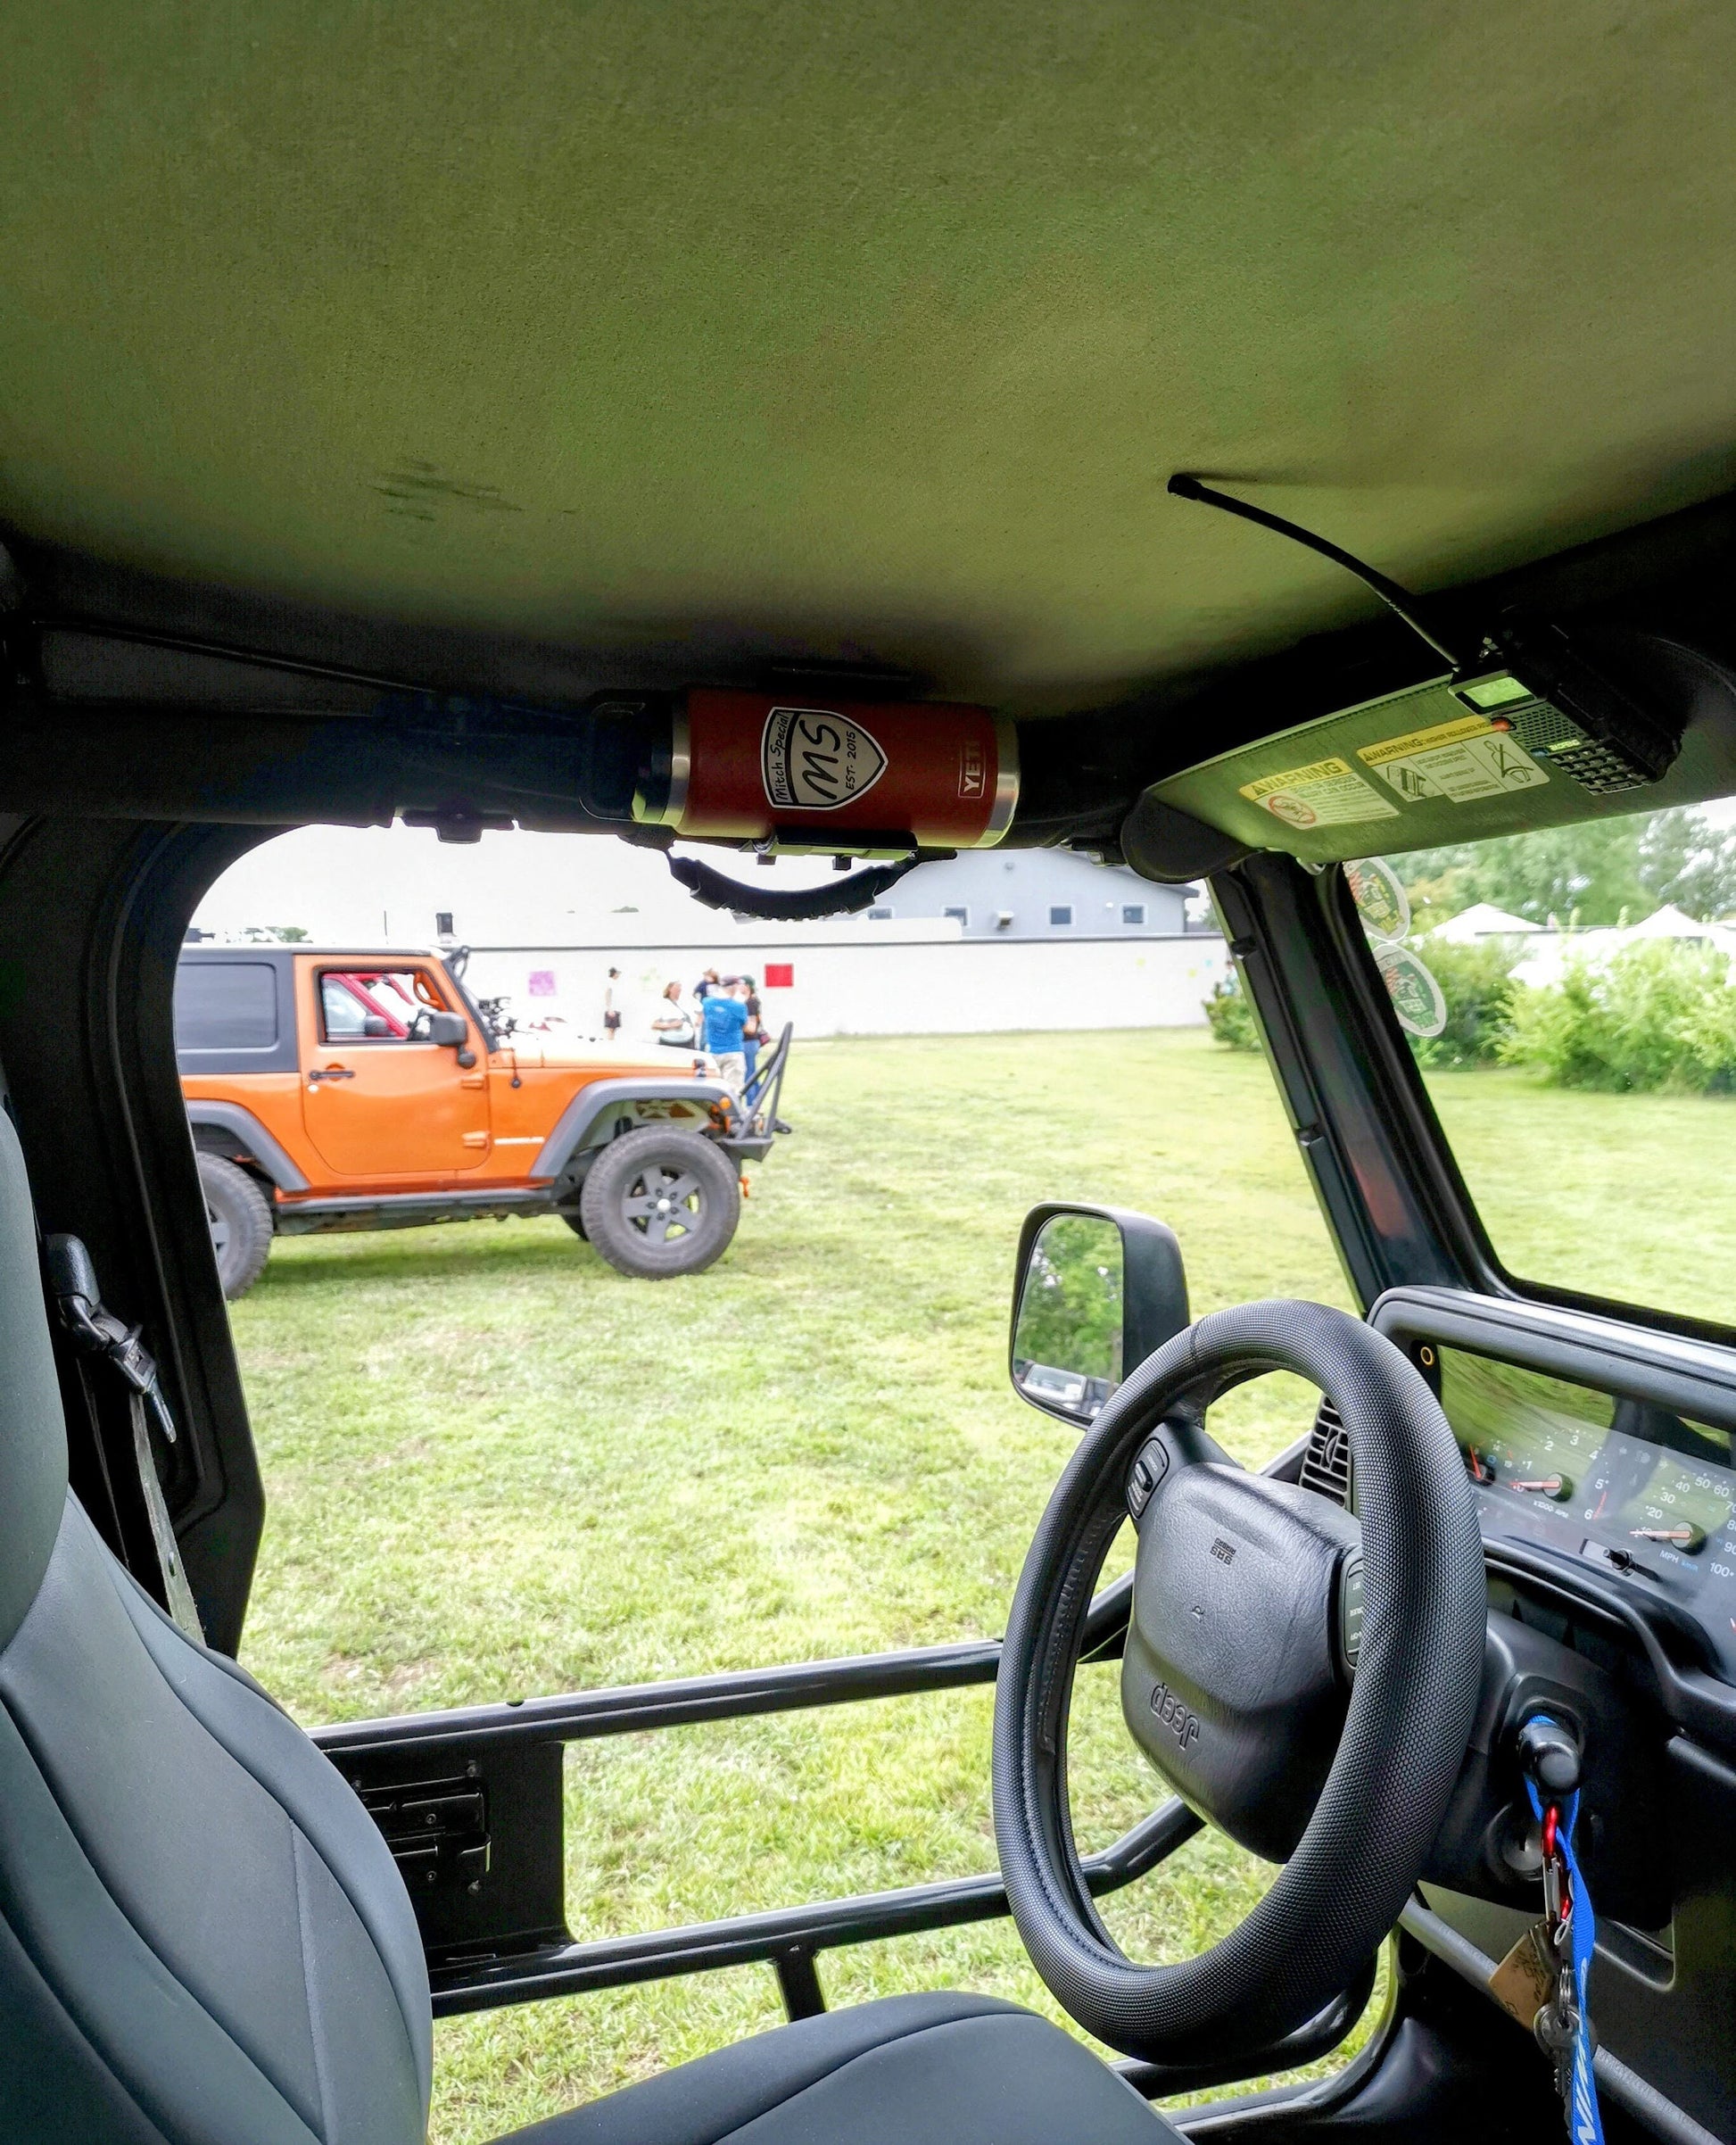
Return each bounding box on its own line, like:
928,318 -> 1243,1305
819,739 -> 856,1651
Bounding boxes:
227,1029 -> 1732,2141
1422,1064 -> 1736,1330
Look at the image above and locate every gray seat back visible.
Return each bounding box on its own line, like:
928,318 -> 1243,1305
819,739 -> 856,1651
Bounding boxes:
0,1112 -> 432,2144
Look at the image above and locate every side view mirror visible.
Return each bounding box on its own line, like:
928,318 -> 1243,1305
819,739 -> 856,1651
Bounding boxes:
1008,1203 -> 1189,1427
426,1010 -> 468,1048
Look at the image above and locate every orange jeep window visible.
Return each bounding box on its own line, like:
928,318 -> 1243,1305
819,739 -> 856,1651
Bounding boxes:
318,967 -> 445,1043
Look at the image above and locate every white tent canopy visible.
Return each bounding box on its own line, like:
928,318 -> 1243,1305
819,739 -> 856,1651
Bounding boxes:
1426,902 -> 1543,942
1623,903 -> 1723,941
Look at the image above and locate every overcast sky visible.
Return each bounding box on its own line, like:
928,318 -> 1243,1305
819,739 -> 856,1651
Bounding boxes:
190,824 -> 886,947
191,791 -> 1733,949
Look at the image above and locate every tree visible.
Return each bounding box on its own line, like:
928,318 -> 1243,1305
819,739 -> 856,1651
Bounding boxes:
1392,807 -> 1736,927
1637,808 -> 1736,920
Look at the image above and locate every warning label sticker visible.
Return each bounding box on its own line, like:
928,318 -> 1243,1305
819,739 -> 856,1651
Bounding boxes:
1359,714 -> 1548,806
1238,757 -> 1399,831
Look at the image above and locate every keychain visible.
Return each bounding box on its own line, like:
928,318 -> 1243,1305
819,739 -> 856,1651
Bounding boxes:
1521,1718 -> 1606,2145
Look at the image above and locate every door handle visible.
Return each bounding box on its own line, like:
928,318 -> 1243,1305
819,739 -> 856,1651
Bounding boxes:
308,1066 -> 355,1082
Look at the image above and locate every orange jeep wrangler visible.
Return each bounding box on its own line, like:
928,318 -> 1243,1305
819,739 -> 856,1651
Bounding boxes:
174,945 -> 790,1296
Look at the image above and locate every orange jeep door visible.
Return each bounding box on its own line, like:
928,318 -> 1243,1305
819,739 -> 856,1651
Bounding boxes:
299,964 -> 491,1177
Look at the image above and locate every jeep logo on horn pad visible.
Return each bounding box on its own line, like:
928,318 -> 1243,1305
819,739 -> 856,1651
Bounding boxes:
1149,1679 -> 1201,1750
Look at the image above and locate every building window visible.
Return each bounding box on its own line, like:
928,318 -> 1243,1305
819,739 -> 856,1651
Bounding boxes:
943,906 -> 969,926
1048,905 -> 1073,928
866,906 -> 894,921
1122,903 -> 1145,926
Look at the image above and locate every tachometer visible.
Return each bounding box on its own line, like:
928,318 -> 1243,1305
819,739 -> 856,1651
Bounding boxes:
1441,1352 -> 1609,1528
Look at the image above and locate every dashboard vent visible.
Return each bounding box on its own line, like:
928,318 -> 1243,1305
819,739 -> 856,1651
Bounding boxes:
1301,1399 -> 1352,1508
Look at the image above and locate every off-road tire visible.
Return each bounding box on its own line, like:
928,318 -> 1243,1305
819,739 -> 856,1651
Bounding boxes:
578,1128 -> 740,1279
198,1153 -> 275,1300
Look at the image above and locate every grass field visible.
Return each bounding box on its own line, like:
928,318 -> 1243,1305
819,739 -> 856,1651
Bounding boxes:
1425,1065 -> 1736,1332
227,1029 -> 1734,2141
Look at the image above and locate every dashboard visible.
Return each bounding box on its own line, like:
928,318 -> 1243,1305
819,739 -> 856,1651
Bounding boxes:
1282,1289 -> 1736,2141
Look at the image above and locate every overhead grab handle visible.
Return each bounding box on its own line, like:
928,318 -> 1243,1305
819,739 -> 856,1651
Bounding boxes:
665,850 -> 944,921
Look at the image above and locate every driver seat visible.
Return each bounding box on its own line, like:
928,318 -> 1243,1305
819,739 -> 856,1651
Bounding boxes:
0,1113 -> 1175,2145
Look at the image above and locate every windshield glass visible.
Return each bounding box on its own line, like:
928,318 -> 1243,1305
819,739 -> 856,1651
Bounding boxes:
1352,802 -> 1736,1329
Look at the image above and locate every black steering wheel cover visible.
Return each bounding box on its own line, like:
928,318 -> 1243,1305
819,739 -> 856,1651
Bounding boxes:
992,1299 -> 1485,2063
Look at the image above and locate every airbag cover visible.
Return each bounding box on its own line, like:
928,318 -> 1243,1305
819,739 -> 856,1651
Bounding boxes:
1122,1464 -> 1360,1861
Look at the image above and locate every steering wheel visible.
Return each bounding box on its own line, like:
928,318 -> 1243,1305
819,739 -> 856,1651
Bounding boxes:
992,1299 -> 1486,2066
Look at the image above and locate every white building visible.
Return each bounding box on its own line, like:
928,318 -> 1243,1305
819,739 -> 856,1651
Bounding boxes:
460,915 -> 1229,1045
861,849 -> 1195,939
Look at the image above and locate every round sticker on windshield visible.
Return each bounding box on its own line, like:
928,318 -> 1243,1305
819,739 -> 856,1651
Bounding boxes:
1373,942 -> 1446,1038
1343,857 -> 1410,942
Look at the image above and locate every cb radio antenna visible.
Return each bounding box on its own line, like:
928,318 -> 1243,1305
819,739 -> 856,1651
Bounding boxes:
1168,474 -> 1464,670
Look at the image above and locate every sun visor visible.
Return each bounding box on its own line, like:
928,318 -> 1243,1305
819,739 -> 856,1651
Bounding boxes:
1143,637 -> 1736,868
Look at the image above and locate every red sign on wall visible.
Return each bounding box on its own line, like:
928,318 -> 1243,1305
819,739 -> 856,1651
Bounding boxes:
764,963 -> 795,989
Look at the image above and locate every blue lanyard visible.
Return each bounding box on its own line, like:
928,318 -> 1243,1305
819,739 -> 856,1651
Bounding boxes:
1524,1767 -> 1605,2145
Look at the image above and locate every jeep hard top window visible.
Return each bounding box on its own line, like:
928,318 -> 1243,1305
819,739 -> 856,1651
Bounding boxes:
173,957 -> 280,1053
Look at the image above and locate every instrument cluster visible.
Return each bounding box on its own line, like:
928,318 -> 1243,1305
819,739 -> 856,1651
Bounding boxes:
1432,1346 -> 1736,1681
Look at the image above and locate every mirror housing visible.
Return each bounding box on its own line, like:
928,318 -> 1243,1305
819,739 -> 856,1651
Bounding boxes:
426,1010 -> 468,1048
1008,1202 -> 1189,1426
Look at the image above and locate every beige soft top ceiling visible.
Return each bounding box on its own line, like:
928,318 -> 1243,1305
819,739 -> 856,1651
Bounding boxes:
4,4 -> 1735,714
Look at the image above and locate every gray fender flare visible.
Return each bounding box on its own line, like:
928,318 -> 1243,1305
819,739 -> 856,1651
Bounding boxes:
530,1078 -> 732,1184
184,1102 -> 309,1194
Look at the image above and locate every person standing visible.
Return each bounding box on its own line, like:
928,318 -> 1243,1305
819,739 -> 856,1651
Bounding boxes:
740,973 -> 764,1085
699,979 -> 750,1096
650,979 -> 695,1050
603,967 -> 623,1043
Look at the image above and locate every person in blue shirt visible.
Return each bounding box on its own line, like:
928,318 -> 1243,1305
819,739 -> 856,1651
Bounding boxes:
740,973 -> 764,1084
699,981 -> 750,1095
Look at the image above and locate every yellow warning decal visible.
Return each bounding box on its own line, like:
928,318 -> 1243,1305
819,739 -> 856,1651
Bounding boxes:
1237,758 -> 1398,830
1358,714 -> 1492,766
1358,712 -> 1548,806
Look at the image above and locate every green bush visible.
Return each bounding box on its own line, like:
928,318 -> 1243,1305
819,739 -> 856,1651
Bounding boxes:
1500,940 -> 1736,1092
1203,971 -> 1260,1051
1409,937 -> 1520,1068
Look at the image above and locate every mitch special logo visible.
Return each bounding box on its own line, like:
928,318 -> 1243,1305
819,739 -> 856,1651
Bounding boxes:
1148,1679 -> 1202,1751
762,707 -> 889,812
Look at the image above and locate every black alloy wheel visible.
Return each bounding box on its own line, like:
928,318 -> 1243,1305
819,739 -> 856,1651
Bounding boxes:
577,1126 -> 740,1278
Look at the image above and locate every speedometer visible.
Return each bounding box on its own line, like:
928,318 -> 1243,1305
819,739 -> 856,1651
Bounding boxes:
1608,1441 -> 1736,1563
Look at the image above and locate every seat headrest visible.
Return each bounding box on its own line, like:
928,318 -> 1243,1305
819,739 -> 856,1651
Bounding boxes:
0,1110 -> 70,1650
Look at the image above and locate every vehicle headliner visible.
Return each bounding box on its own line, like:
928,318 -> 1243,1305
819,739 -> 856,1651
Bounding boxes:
6,3 -> 1736,724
